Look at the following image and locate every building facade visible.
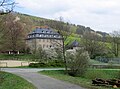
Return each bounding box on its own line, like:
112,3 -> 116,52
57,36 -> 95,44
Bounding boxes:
26,26 -> 63,51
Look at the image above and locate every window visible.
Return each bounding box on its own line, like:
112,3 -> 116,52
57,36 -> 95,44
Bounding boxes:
41,34 -> 43,37
53,39 -> 55,41
44,35 -> 46,37
43,39 -> 45,42
36,34 -> 39,37
59,36 -> 61,38
43,44 -> 45,48
39,34 -> 41,37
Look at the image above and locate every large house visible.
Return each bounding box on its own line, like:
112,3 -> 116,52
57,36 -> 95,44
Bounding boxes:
26,26 -> 63,51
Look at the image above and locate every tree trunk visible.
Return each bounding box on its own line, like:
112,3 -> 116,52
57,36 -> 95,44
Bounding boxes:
62,38 -> 68,73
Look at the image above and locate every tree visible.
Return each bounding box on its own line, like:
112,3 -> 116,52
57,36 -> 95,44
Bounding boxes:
82,31 -> 107,59
0,0 -> 15,15
53,17 -> 71,73
55,47 -> 63,60
66,48 -> 90,77
33,46 -> 47,62
0,13 -> 25,53
110,31 -> 120,57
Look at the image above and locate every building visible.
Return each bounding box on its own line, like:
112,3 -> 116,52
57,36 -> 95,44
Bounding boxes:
66,40 -> 80,49
26,26 -> 63,51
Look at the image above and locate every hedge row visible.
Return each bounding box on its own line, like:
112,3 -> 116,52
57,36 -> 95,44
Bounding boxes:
29,60 -> 64,68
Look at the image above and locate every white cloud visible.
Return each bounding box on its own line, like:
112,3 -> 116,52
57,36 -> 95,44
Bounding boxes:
15,0 -> 120,33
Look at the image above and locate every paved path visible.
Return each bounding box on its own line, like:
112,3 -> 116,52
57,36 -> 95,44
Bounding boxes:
2,68 -> 85,89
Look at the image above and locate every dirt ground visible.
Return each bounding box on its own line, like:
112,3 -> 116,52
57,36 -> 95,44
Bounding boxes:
0,60 -> 35,67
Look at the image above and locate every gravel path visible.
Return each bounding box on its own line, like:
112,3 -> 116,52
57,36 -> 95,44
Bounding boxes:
2,68 -> 85,89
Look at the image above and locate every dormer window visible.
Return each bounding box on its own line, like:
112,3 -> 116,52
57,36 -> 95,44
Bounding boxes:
36,34 -> 39,37
42,31 -> 44,33
41,34 -> 44,37
50,31 -> 52,33
39,34 -> 41,37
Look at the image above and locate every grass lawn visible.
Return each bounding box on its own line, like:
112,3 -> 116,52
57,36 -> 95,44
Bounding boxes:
40,69 -> 120,89
89,59 -> 107,65
0,54 -> 34,60
0,71 -> 36,89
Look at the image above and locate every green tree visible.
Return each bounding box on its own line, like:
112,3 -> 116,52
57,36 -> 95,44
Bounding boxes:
82,31 -> 107,59
110,31 -> 120,57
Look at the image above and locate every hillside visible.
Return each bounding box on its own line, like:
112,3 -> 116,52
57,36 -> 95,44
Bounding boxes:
15,12 -> 109,36
0,12 -> 110,44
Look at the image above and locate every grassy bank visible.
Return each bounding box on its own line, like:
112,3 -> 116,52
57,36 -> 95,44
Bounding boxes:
40,69 -> 120,89
0,71 -> 36,89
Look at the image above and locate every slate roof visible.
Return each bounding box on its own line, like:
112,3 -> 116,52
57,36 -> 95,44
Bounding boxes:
27,27 -> 62,40
29,27 -> 59,35
71,40 -> 79,47
66,40 -> 79,49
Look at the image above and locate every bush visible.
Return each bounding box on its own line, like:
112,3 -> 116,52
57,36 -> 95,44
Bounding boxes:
48,60 -> 64,67
29,60 -> 64,68
66,48 -> 90,77
29,62 -> 49,68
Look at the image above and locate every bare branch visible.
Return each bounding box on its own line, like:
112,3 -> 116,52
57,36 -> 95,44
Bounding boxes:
0,0 -> 15,15
0,0 -> 5,6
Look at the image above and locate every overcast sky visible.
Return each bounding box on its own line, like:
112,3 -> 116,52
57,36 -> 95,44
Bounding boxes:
14,0 -> 120,33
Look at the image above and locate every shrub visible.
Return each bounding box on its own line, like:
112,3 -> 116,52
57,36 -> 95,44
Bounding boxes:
29,62 -> 49,68
66,48 -> 90,77
29,60 -> 64,68
48,60 -> 64,67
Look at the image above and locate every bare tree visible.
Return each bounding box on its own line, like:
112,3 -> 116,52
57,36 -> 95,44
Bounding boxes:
0,14 -> 25,53
54,17 -> 71,73
0,0 -> 15,15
